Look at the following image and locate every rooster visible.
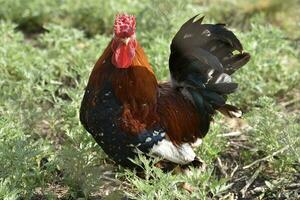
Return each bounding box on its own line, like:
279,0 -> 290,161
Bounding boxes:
80,14 -> 250,169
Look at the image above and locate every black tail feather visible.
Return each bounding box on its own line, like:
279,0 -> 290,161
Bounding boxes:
206,82 -> 238,94
217,104 -> 242,118
169,15 -> 250,129
223,52 -> 251,75
200,90 -> 226,107
187,88 -> 211,134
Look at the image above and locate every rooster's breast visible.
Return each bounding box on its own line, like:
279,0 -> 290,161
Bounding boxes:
80,81 -> 165,168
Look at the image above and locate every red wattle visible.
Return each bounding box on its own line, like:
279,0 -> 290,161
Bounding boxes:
112,40 -> 136,68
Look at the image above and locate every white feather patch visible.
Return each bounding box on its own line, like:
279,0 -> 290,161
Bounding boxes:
149,139 -> 196,164
191,138 -> 202,148
180,87 -> 194,103
229,110 -> 242,118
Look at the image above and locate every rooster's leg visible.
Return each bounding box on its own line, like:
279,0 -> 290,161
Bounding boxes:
154,159 -> 178,172
181,156 -> 204,169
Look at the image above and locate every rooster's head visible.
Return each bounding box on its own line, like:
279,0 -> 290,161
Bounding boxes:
111,14 -> 137,69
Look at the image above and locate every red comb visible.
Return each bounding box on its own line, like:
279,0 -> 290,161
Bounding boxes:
114,14 -> 136,38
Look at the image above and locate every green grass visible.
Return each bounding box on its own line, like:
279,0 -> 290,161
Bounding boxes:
0,0 -> 299,199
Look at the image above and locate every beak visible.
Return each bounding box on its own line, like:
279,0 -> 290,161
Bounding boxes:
122,37 -> 130,45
